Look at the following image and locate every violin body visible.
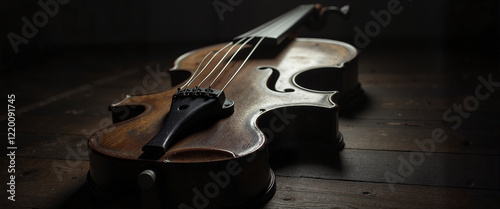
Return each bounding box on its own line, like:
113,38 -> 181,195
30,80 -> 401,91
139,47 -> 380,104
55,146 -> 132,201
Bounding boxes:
87,37 -> 358,208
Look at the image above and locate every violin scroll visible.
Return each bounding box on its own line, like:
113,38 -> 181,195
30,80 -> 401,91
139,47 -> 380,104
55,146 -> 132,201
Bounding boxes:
307,4 -> 350,30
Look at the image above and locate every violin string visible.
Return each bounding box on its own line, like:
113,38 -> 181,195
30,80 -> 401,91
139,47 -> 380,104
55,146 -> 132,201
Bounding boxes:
208,36 -> 256,88
216,12 -> 298,95
218,36 -> 265,94
207,11 -> 294,89
197,38 -> 246,88
180,50 -> 215,90
191,6 -> 299,93
182,42 -> 234,90
200,12 -> 289,90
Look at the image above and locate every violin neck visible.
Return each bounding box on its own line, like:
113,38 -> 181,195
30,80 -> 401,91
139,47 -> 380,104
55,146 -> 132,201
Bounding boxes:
233,4 -> 316,46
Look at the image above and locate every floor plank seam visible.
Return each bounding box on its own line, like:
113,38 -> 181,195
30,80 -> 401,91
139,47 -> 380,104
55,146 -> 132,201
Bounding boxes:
274,174 -> 500,191
340,147 -> 500,156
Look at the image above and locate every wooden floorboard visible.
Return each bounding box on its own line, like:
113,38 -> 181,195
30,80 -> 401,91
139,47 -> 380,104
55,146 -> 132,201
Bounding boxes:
0,44 -> 499,208
264,176 -> 500,209
0,157 -> 89,209
340,119 -> 500,155
1,157 -> 498,209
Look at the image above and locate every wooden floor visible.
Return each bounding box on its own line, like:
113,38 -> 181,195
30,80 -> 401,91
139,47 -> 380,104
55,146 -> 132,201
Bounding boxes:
1,43 -> 499,209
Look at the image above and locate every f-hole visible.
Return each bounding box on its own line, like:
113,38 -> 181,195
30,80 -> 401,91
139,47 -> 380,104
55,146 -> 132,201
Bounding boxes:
294,67 -> 343,92
258,66 -> 295,93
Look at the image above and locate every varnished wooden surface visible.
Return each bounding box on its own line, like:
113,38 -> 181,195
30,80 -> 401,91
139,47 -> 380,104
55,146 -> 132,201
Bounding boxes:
90,39 -> 355,160
1,43 -> 499,208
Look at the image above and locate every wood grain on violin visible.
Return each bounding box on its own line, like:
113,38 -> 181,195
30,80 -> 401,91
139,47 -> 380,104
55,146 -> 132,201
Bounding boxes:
87,4 -> 359,209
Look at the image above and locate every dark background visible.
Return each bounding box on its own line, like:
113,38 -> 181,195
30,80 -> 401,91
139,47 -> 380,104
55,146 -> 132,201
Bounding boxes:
1,1 -> 500,208
1,0 -> 499,74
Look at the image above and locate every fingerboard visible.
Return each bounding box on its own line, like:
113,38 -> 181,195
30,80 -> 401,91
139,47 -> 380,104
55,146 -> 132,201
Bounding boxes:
233,4 -> 316,45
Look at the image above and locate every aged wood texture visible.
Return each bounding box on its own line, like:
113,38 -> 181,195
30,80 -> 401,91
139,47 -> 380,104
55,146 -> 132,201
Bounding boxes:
0,44 -> 499,208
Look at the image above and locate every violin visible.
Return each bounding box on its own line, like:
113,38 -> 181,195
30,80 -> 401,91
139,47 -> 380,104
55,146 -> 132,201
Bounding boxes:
87,4 -> 361,209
